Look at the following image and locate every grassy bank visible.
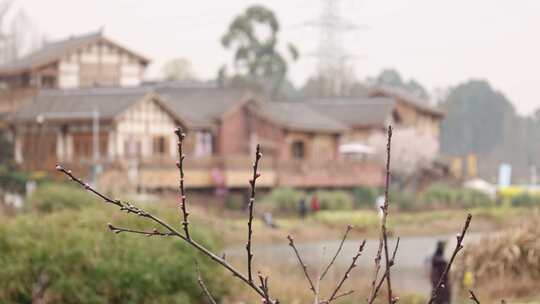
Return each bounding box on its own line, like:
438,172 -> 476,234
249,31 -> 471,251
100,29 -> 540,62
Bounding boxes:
217,206 -> 535,244
0,191 -> 225,304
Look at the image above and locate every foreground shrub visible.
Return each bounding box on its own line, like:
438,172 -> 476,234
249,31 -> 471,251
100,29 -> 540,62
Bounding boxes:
25,183 -> 99,213
0,206 -> 224,303
455,216 -> 540,299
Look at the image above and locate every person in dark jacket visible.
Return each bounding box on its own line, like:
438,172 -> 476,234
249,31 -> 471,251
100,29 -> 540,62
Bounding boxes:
430,241 -> 451,304
298,196 -> 308,219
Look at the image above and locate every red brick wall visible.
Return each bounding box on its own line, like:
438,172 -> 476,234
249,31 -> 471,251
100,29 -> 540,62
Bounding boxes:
217,106 -> 250,155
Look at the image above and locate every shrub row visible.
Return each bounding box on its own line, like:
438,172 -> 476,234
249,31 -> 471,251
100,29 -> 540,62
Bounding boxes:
0,199 -> 224,303
256,184 -> 499,215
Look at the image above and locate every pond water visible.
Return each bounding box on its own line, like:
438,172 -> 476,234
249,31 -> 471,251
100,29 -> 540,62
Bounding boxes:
225,232 -> 484,295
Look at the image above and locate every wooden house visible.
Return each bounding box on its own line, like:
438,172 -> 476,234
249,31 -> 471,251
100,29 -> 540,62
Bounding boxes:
0,31 -> 149,114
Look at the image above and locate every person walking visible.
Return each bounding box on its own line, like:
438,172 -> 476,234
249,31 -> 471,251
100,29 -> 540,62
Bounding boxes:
430,241 -> 451,304
310,193 -> 320,213
298,196 -> 308,219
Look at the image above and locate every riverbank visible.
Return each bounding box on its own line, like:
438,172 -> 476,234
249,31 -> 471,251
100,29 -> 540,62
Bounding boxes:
208,206 -> 535,245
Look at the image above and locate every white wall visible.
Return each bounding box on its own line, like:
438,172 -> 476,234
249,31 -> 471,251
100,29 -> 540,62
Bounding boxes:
115,97 -> 177,159
120,63 -> 141,87
58,60 -> 79,88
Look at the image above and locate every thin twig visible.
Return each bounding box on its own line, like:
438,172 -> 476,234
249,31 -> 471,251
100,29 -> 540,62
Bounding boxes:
368,125 -> 395,304
314,246 -> 327,304
247,144 -> 262,283
320,225 -> 353,281
329,290 -> 354,302
287,235 -> 317,295
107,223 -> 175,237
468,290 -> 480,304
56,163 -> 268,300
257,271 -> 276,304
369,233 -> 385,301
323,240 -> 367,304
196,261 -> 217,304
428,213 -> 473,304
381,126 -> 394,304
175,128 -> 190,240
368,237 -> 400,304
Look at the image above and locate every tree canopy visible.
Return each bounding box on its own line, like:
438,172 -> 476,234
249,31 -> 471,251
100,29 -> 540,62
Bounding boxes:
220,5 -> 298,97
369,69 -> 429,100
440,80 -> 515,155
161,58 -> 197,82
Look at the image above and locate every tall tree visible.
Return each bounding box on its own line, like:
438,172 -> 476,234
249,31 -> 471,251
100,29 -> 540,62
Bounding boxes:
161,57 -> 197,82
220,5 -> 298,97
440,80 -> 515,156
369,69 -> 429,100
0,1 -> 41,64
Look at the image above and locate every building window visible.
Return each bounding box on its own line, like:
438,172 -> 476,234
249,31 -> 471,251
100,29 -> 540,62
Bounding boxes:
41,76 -> 56,88
291,141 -> 305,160
194,131 -> 213,158
125,139 -> 141,158
153,136 -> 168,155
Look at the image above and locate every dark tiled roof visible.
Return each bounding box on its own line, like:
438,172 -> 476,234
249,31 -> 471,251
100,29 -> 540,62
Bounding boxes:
11,87 -> 154,122
11,86 -> 252,130
369,85 -> 444,117
306,97 -> 395,128
0,31 -> 149,75
256,102 -> 347,133
156,86 -> 249,128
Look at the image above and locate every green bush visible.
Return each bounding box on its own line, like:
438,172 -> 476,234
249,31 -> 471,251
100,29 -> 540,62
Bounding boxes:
421,183 -> 493,209
262,187 -> 304,214
353,187 -> 379,209
0,165 -> 28,193
316,190 -> 354,210
457,188 -> 493,208
225,192 -> 247,210
389,191 -> 417,211
0,205 -> 225,303
511,192 -> 540,207
26,183 -> 99,213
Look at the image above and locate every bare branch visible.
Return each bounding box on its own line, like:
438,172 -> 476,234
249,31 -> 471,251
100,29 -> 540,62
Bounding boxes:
368,125 -> 396,304
56,164 -> 269,300
468,290 -> 480,304
257,271 -> 277,304
320,225 -> 353,281
175,127 -> 190,240
196,261 -> 217,304
107,223 -> 175,237
323,240 -> 367,304
328,290 -> 354,302
381,126 -> 394,304
368,237 -> 400,304
287,234 -> 317,295
246,144 -> 262,283
428,213 -> 473,304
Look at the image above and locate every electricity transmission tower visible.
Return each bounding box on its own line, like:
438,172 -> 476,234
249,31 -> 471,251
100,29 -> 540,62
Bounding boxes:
302,0 -> 368,96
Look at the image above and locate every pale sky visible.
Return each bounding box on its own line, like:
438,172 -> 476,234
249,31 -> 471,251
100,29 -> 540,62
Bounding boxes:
11,0 -> 540,115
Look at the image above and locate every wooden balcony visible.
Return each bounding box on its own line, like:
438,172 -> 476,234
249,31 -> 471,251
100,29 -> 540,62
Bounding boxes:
135,156 -> 383,190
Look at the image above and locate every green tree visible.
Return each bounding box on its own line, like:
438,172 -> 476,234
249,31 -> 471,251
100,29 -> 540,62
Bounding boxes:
440,80 -> 515,155
370,68 -> 429,100
162,57 -> 197,82
220,5 -> 298,97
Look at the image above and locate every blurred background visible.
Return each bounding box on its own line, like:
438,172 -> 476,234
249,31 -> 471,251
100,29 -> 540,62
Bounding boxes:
0,0 -> 538,303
